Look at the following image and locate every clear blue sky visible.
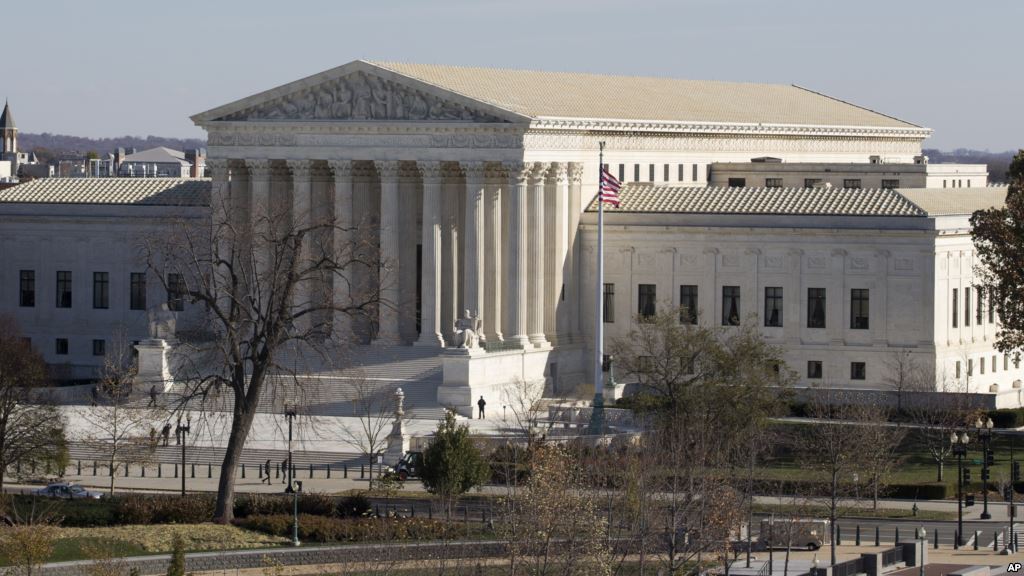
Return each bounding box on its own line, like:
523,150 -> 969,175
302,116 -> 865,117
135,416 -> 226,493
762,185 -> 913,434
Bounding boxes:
3,0 -> 1019,151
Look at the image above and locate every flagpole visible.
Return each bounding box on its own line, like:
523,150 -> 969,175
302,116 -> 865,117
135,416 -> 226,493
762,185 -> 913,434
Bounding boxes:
588,141 -> 606,435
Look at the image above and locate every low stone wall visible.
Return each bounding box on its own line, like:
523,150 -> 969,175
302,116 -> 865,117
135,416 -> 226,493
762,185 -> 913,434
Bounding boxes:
791,386 -> 1018,411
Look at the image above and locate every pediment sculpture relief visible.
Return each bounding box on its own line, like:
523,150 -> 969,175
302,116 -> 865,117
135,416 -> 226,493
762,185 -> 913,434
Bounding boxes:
217,72 -> 507,122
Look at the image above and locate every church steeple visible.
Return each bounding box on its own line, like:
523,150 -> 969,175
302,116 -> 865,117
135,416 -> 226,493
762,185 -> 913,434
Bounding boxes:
0,101 -> 16,155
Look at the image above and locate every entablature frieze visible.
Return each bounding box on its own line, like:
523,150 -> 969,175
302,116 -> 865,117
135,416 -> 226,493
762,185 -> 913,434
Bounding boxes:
522,130 -> 923,154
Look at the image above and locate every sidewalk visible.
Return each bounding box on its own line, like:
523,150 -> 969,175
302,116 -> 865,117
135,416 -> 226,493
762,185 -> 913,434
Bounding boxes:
755,495 -> 1020,522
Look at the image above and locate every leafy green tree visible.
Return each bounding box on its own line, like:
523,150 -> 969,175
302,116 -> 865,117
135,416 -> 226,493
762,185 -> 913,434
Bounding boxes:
420,411 -> 489,519
166,534 -> 185,576
971,150 -> 1024,355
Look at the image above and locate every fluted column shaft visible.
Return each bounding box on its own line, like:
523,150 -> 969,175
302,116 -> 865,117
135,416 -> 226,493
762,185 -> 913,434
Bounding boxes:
548,163 -> 569,343
484,169 -> 503,343
567,163 -> 584,340
527,163 -> 550,347
463,162 -> 486,329
246,159 -> 272,285
208,159 -> 231,315
288,160 -> 313,333
329,160 -> 354,342
505,163 -> 531,347
416,162 -> 444,346
375,161 -> 402,344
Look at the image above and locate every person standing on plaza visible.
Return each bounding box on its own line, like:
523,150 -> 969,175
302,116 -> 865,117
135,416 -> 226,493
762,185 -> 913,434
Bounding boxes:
477,395 -> 486,419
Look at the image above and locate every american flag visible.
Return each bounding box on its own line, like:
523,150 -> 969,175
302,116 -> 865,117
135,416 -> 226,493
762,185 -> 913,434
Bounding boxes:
599,167 -> 621,207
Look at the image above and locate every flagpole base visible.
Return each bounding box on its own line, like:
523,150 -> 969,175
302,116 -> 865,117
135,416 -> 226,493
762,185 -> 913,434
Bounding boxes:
587,392 -> 605,435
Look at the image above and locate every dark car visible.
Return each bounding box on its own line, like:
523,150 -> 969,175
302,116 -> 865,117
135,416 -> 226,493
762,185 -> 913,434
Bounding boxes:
32,482 -> 104,500
392,451 -> 423,480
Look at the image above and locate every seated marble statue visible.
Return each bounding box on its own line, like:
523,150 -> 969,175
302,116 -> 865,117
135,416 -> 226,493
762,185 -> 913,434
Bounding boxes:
452,310 -> 482,349
148,302 -> 177,340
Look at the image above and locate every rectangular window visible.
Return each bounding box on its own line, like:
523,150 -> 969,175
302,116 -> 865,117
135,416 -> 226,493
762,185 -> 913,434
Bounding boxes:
55,338 -> 68,355
167,273 -> 185,312
92,339 -> 105,356
805,178 -> 822,188
952,288 -> 958,328
56,271 -> 72,308
692,164 -> 698,182
808,361 -> 823,379
764,287 -> 783,327
603,283 -> 615,323
881,179 -> 900,189
728,177 -> 746,188
977,289 -> 984,326
130,273 -> 147,310
850,289 -> 869,329
93,272 -> 109,309
663,164 -> 669,182
981,357 -> 986,374
1005,355 -> 1009,371
943,180 -> 947,188
679,285 -> 698,324
722,286 -> 741,326
993,355 -> 998,373
956,361 -> 962,379
765,178 -> 783,188
649,164 -> 655,182
638,284 -> 656,321
678,164 -> 685,182
989,287 -> 996,323
618,164 -> 625,182
634,164 -> 640,181
968,180 -> 972,187
19,270 -> 35,307
843,179 -> 862,189
808,288 -> 826,328
851,362 -> 866,380
964,287 -> 971,327
968,359 -> 974,376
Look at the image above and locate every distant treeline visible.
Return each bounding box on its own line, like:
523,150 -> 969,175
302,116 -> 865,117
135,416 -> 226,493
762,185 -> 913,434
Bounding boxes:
924,148 -> 1019,183
18,132 -> 207,164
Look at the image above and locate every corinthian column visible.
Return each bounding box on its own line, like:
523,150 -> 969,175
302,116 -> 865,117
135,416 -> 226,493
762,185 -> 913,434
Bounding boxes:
505,162 -> 531,347
463,162 -> 486,332
246,159 -> 272,283
375,160 -> 402,345
484,166 -> 503,343
328,160 -> 354,343
416,161 -> 444,347
207,158 -> 231,315
567,162 -> 584,341
527,162 -> 550,348
288,160 -> 313,333
547,162 -> 569,343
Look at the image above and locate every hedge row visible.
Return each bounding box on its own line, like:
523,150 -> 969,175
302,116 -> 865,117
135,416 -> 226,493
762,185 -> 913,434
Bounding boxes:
236,514 -> 455,543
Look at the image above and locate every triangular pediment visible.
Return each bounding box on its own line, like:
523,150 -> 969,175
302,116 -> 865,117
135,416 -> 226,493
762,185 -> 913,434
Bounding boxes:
192,61 -> 525,125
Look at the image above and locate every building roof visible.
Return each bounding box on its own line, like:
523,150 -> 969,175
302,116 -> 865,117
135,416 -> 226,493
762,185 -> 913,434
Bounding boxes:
366,61 -> 920,128
0,101 -> 14,130
0,178 -> 210,206
122,147 -> 190,165
586,183 -> 1010,217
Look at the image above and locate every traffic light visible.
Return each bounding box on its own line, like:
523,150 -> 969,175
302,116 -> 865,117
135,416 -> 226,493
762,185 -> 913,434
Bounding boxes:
1013,461 -> 1021,483
965,494 -> 976,507
986,450 -> 996,467
982,468 -> 991,481
963,468 -> 972,483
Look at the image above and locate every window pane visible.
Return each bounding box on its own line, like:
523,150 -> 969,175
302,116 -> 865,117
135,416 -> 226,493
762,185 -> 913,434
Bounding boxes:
964,287 -> 971,327
977,289 -> 984,325
843,179 -> 862,189
167,273 -> 185,312
93,272 -> 109,309
130,273 -> 147,311
807,361 -> 822,379
663,164 -> 669,182
618,164 -> 625,182
678,164 -> 684,182
952,288 -> 958,328
765,178 -> 783,188
764,287 -> 783,327
56,271 -> 72,308
722,286 -> 740,326
851,362 -> 866,380
634,164 -> 640,181
92,339 -> 105,356
679,285 -> 698,324
850,289 -> 869,329
989,287 -> 996,323
881,179 -> 900,189
603,283 -> 615,323
728,178 -> 746,188
19,270 -> 35,307
805,178 -> 822,188
638,284 -> 656,321
692,164 -> 698,182
808,288 -> 826,328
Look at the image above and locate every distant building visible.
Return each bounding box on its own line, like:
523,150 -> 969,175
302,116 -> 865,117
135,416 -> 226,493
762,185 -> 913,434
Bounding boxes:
0,102 -> 53,181
117,147 -> 201,178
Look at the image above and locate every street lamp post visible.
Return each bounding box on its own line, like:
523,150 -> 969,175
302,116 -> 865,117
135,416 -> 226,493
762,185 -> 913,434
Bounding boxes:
917,526 -> 927,576
951,430 -> 970,546
291,480 -> 303,546
177,414 -> 191,496
284,405 -> 296,493
975,417 -> 994,520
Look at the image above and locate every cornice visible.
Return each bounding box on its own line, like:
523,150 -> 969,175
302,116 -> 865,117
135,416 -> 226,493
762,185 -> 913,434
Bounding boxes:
528,117 -> 932,140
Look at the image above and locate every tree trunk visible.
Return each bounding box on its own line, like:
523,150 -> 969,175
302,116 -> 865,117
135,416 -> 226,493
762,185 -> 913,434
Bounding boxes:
937,459 -> 944,482
214,404 -> 259,523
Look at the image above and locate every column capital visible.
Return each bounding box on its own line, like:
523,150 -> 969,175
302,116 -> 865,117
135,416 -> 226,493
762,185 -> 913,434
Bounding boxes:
245,159 -> 272,180
506,161 -> 532,183
529,162 -> 551,183
418,160 -> 444,182
375,160 -> 402,180
463,161 -> 487,182
206,158 -> 230,180
327,159 -> 353,179
548,162 -> 569,183
567,162 -> 585,185
286,159 -> 313,181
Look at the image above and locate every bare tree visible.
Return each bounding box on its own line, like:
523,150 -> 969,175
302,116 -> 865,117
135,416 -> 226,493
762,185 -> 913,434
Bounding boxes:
884,349 -> 930,414
0,315 -> 67,491
143,181 -> 383,522
78,331 -> 158,495
500,376 -> 547,445
338,375 -> 395,490
905,370 -> 976,482
858,405 -> 907,510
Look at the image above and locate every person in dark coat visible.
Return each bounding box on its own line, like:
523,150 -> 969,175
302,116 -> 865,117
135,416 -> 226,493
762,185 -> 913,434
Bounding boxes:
477,396 -> 486,419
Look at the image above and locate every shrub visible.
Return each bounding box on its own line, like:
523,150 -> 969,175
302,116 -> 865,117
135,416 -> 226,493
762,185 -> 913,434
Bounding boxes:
233,493 -> 291,518
887,482 -> 951,500
337,494 -> 372,518
116,494 -> 214,525
297,492 -> 335,516
166,534 -> 185,576
987,409 -> 1024,429
236,514 -> 450,543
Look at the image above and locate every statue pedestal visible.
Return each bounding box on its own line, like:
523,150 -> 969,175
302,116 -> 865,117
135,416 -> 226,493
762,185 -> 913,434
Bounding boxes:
385,427 -> 409,465
438,347 -> 550,418
135,339 -> 173,392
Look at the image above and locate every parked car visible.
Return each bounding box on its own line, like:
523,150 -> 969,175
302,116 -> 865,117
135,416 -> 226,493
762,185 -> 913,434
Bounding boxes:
32,482 -> 104,500
390,451 -> 423,481
759,518 -> 830,551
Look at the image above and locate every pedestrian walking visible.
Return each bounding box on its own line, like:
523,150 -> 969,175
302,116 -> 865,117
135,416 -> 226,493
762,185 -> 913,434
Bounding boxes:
161,423 -> 171,447
477,395 -> 486,419
281,456 -> 289,484
264,459 -> 272,485
149,426 -> 157,448
148,385 -> 158,407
